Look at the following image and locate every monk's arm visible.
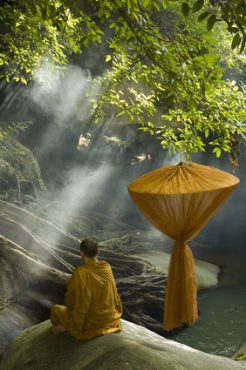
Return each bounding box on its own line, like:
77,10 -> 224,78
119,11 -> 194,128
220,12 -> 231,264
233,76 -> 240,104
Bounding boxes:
64,271 -> 76,310
70,269 -> 91,335
116,291 -> 123,314
110,268 -> 123,314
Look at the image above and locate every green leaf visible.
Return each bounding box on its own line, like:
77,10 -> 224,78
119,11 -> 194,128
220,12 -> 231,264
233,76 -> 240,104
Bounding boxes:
105,55 -> 112,62
192,0 -> 204,13
153,2 -> 160,11
213,147 -> 221,158
198,10 -> 210,22
204,53 -> 218,66
240,35 -> 246,53
200,80 -> 206,96
231,33 -> 241,50
182,2 -> 190,17
207,14 -> 216,31
131,12 -> 139,22
162,0 -> 169,8
188,98 -> 197,110
116,110 -> 125,117
143,0 -> 151,6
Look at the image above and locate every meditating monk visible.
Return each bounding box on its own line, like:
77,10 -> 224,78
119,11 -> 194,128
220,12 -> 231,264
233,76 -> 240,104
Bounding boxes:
50,238 -> 122,340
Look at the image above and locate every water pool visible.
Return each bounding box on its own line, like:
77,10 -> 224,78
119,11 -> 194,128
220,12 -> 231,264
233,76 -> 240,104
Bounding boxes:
173,285 -> 246,357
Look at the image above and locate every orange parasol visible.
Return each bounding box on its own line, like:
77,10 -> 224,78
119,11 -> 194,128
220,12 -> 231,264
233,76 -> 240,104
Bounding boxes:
128,162 -> 239,330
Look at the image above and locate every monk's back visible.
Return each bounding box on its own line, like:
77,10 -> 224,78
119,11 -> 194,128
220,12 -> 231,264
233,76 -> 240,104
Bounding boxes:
75,259 -> 122,339
51,239 -> 122,341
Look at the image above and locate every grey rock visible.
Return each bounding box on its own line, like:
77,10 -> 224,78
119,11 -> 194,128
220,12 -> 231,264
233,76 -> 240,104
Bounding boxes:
1,319 -> 245,370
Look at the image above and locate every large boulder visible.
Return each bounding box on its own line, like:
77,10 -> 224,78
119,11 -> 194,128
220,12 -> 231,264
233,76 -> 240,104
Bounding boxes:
1,319 -> 245,370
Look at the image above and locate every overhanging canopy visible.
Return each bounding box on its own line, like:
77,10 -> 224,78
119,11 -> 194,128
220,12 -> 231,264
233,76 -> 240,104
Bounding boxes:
128,162 -> 239,330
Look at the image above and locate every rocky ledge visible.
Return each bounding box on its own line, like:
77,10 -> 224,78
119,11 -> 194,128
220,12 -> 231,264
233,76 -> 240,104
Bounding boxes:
1,319 -> 245,370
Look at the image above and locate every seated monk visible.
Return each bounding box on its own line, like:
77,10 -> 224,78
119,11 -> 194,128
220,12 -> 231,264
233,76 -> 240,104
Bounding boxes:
50,238 -> 123,340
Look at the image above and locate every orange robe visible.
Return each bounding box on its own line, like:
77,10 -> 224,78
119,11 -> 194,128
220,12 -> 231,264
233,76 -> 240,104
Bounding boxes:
51,258 -> 122,340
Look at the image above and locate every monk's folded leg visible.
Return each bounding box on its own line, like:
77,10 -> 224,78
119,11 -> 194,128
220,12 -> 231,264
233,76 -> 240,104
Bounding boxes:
50,304 -> 71,334
51,325 -> 66,334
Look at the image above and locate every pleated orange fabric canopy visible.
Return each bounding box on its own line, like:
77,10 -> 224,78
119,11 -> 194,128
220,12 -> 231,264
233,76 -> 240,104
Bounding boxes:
128,162 -> 239,330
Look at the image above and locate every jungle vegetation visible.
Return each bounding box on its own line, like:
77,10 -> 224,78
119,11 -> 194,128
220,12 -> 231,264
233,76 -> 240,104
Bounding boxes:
0,0 -> 245,163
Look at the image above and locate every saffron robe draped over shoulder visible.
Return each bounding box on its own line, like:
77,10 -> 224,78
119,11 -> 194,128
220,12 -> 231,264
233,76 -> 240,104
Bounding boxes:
51,258 -> 122,340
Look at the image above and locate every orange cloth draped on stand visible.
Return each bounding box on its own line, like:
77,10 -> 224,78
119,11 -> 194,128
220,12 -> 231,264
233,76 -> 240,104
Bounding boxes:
128,162 -> 239,330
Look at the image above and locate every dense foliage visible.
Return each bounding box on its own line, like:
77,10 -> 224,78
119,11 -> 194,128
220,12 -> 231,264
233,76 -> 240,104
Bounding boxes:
181,0 -> 246,53
0,0 -> 245,162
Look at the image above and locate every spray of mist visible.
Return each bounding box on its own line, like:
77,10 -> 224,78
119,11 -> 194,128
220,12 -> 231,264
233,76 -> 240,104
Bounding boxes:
26,62 -> 157,248
1,58 -> 245,285
31,63 -> 93,125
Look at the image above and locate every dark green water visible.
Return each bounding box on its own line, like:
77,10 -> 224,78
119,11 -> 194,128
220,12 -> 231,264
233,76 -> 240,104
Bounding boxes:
173,285 -> 246,357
